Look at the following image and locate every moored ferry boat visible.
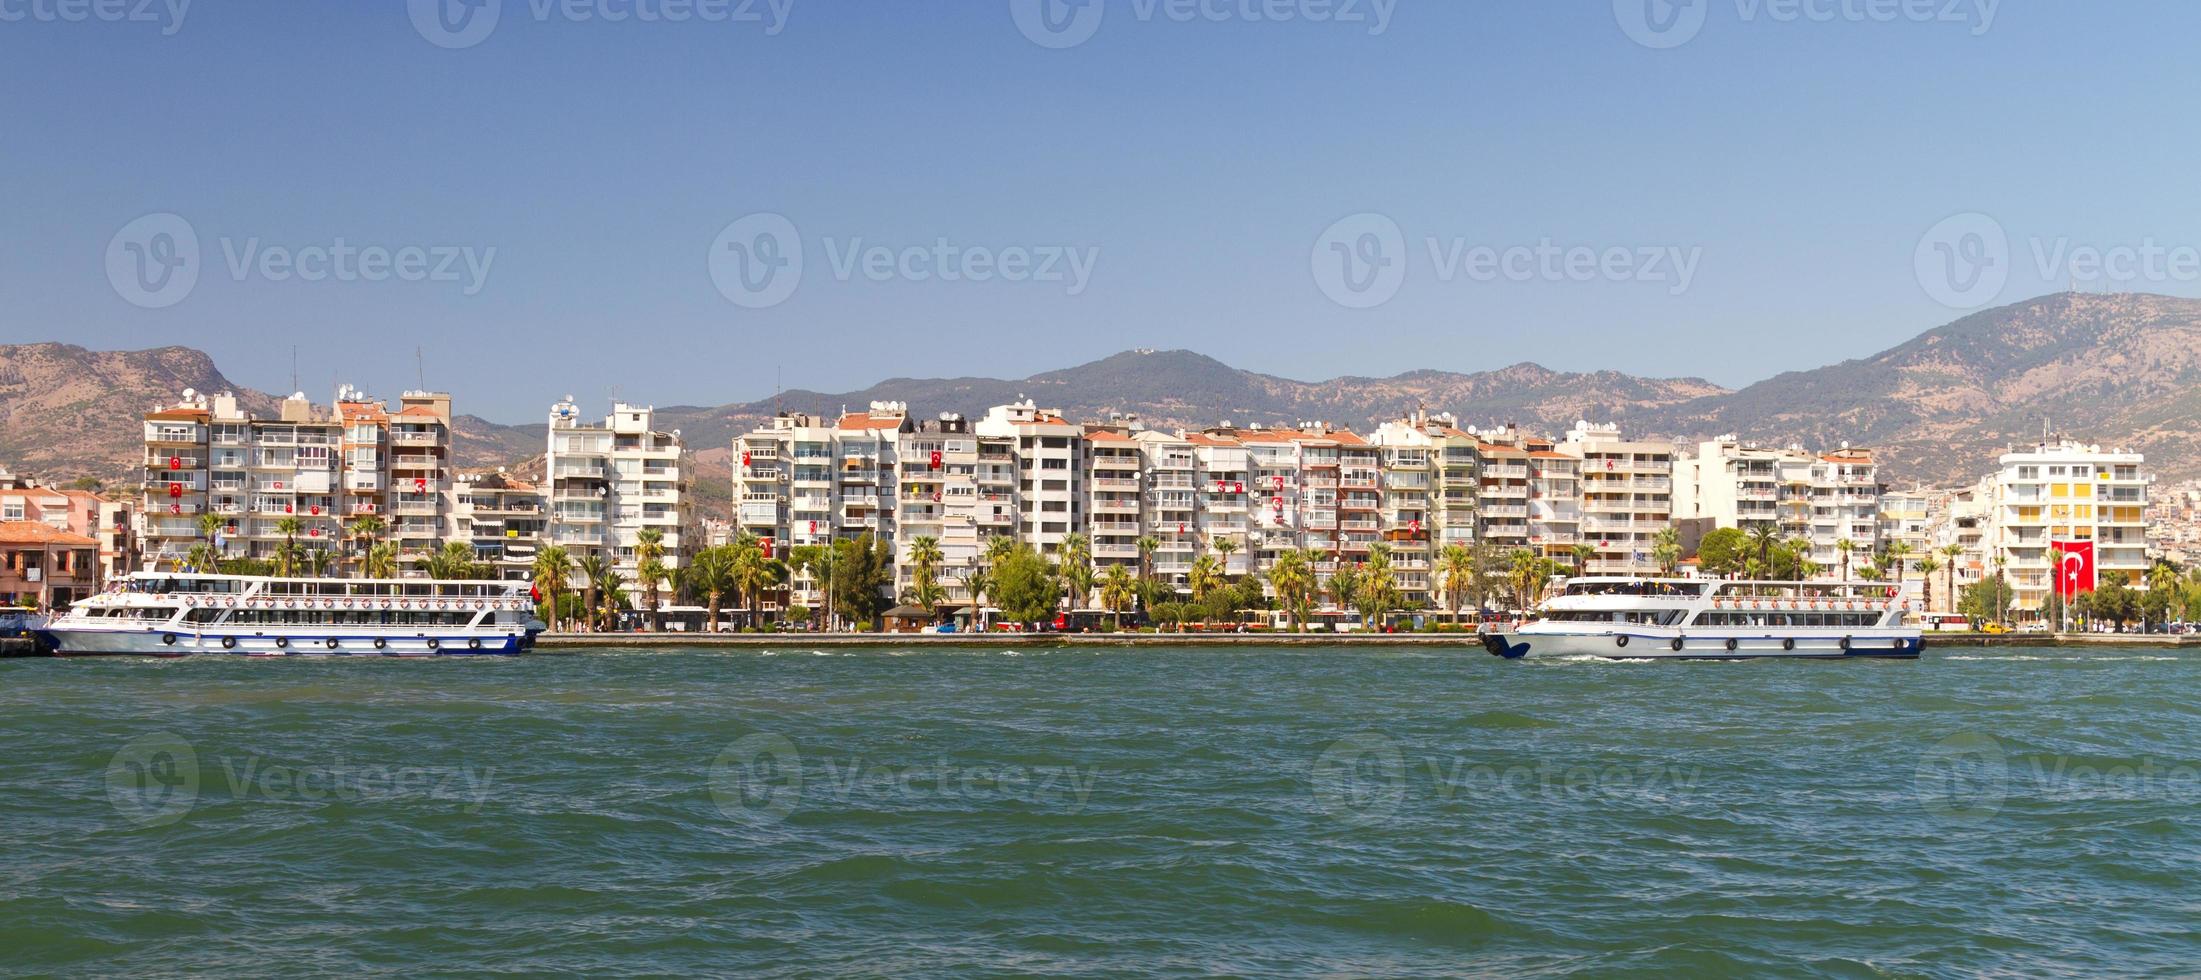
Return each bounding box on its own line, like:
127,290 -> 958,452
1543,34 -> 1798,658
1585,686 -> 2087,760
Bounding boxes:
35,572 -> 544,657
1482,577 -> 1923,660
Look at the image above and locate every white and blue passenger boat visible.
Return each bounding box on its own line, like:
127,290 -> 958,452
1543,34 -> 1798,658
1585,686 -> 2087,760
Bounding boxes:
36,572 -> 543,657
1482,577 -> 1923,660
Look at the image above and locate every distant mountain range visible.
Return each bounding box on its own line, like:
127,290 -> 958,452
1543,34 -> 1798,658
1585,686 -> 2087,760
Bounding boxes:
4,293 -> 2197,520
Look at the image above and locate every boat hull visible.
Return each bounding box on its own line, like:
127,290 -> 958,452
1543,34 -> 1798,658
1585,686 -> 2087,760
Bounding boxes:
1482,630 -> 1922,660
33,626 -> 537,658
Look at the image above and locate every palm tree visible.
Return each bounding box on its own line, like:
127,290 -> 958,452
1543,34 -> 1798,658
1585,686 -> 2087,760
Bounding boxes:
306,548 -> 336,577
1134,535 -> 1162,591
364,541 -> 399,580
1652,526 -> 1681,576
687,545 -> 737,632
1569,542 -> 1596,576
273,515 -> 306,577
1885,541 -> 1913,597
790,544 -> 834,630
1212,534 -> 1240,575
1916,555 -> 1942,614
531,544 -> 572,633
194,512 -> 227,571
906,535 -> 945,615
1360,543 -> 1398,629
1436,543 -> 1476,620
635,527 -> 667,631
1836,538 -> 1856,581
1746,522 -> 1782,577
1266,548 -> 1314,632
1098,563 -> 1137,629
1940,543 -> 1964,612
1188,553 -> 1223,603
1507,548 -> 1550,612
596,570 -> 629,631
349,514 -> 386,578
731,540 -> 783,629
1058,532 -> 1093,611
575,554 -> 610,633
960,560 -> 993,629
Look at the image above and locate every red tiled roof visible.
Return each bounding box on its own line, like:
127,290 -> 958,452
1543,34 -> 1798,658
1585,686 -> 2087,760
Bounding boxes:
836,412 -> 905,431
0,522 -> 97,547
145,408 -> 209,421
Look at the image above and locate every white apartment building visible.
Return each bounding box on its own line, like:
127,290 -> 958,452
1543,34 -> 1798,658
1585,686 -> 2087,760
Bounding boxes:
1984,441 -> 2150,619
1191,432 -> 1254,577
141,387 -> 451,570
1562,422 -> 1673,577
544,398 -> 693,589
449,471 -> 545,582
893,412 -> 981,607
1673,436 -> 1882,573
976,401 -> 1084,555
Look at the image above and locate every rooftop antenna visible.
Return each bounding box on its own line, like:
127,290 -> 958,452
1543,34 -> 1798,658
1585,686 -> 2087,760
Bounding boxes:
416,346 -> 426,391
290,346 -> 300,394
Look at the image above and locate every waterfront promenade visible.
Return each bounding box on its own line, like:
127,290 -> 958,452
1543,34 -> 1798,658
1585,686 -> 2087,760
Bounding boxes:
532,632 -> 2201,651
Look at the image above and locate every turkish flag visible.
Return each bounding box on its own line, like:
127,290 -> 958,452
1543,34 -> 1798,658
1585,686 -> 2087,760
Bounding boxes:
929,450 -> 942,470
2052,539 -> 2096,599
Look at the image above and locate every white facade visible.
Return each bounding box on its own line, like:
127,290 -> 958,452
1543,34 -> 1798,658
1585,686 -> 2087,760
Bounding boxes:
545,399 -> 692,587
1984,441 -> 2150,618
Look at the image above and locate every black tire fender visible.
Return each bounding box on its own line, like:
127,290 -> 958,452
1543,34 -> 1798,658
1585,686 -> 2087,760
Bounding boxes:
221,636 -> 237,650
1782,638 -> 1796,651
1614,634 -> 1630,648
1725,638 -> 1739,652
162,634 -> 177,646
1670,638 -> 1685,652
1839,636 -> 1853,651
373,638 -> 387,650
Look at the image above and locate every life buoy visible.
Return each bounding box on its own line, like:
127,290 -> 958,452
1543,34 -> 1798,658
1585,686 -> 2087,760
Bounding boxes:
1724,638 -> 1739,652
221,636 -> 236,649
325,638 -> 340,650
1615,635 -> 1630,648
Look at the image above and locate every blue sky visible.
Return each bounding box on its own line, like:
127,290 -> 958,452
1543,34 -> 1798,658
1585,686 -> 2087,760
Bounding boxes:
6,1 -> 2200,422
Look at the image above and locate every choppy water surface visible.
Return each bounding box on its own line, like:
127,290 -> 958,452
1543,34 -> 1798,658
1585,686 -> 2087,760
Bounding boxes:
3,647 -> 2198,976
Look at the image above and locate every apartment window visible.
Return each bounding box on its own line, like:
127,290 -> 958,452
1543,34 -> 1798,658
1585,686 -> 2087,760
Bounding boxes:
2,502 -> 22,521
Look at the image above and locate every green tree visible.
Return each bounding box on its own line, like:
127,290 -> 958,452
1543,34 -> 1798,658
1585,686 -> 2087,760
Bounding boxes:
532,544 -> 573,633
635,526 -> 667,631
1569,542 -> 1596,576
363,541 -> 399,580
273,515 -> 306,577
1745,522 -> 1782,575
576,554 -> 610,633
1698,527 -> 1750,578
1916,555 -> 1942,614
1098,562 -> 1137,629
991,542 -> 1061,624
686,545 -> 737,632
790,544 -> 833,630
1058,532 -> 1093,611
830,534 -> 894,628
1836,537 -> 1856,581
1187,553 -> 1224,604
1507,548 -> 1553,611
1436,543 -> 1476,618
1652,526 -> 1682,576
349,514 -> 386,578
905,535 -> 944,612
1327,562 -> 1364,619
1267,548 -> 1316,632
1358,543 -> 1398,628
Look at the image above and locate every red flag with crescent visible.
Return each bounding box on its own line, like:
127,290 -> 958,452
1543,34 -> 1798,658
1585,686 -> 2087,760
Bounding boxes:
2051,539 -> 2096,599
